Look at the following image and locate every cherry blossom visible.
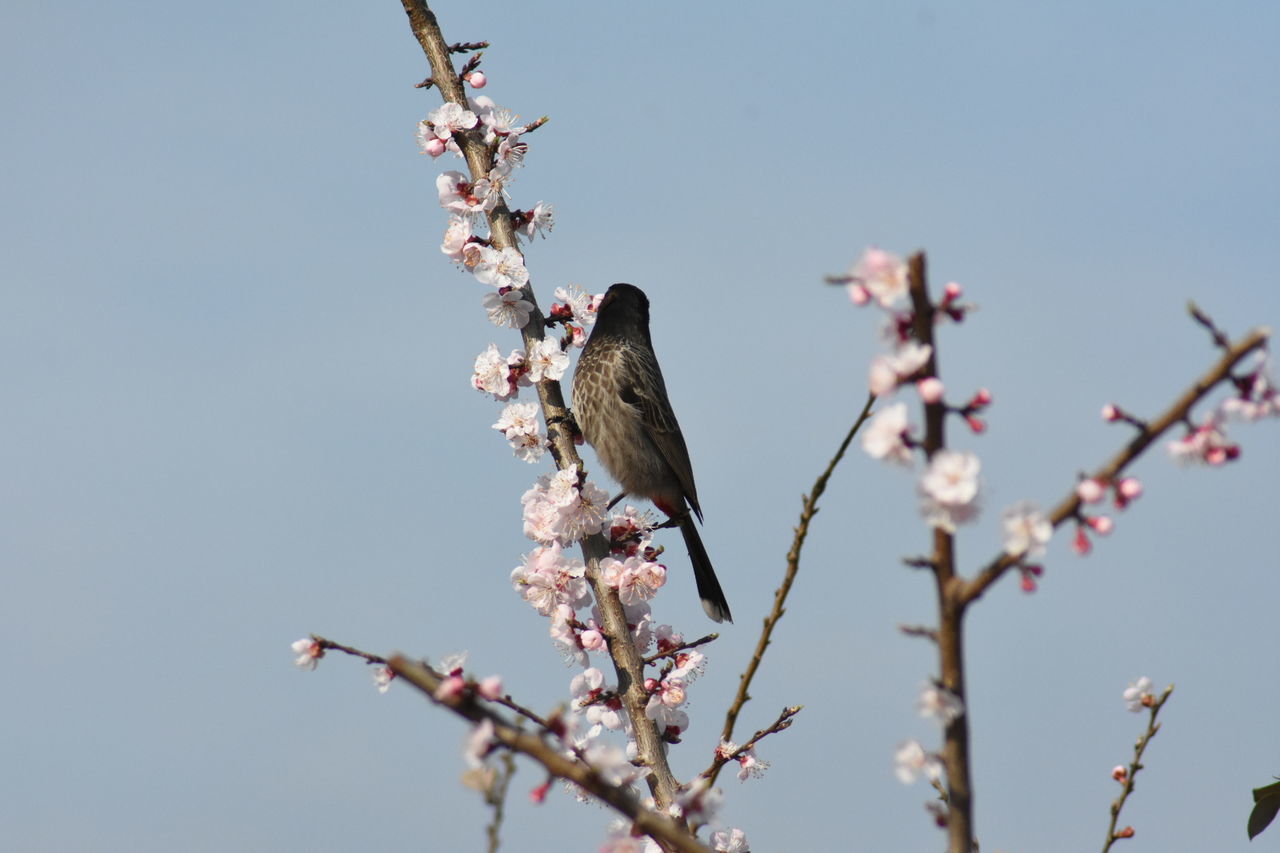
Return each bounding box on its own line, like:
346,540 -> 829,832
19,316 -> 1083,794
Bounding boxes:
291,637 -> 323,670
436,170 -> 497,216
919,450 -> 981,531
600,556 -> 667,604
1123,676 -> 1153,712
471,343 -> 520,400
869,341 -> 933,396
917,682 -> 965,724
371,665 -> 394,694
440,215 -> 473,261
862,401 -> 915,465
894,739 -> 943,785
482,288 -> 533,329
526,336 -> 570,383
848,247 -> 909,308
711,828 -> 751,853
1001,502 -> 1052,560
472,246 -> 529,289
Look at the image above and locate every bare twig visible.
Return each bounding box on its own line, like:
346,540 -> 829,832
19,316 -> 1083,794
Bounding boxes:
312,635 -> 388,665
716,393 -> 874,774
388,655 -> 712,853
485,749 -> 516,853
1102,685 -> 1174,851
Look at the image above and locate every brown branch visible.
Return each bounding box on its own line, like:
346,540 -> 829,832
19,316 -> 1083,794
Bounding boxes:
1102,685 -> 1174,852
312,635 -> 388,665
701,705 -> 801,784
643,633 -> 719,666
960,324 -> 1270,607
717,393 -> 875,761
398,0 -> 680,809
387,655 -> 712,853
484,749 -> 516,853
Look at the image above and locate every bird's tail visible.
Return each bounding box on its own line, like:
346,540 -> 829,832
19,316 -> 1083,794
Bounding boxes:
679,517 -> 732,623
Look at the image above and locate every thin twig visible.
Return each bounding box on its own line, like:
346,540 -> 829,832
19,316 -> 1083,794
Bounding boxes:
312,635 -> 388,665
716,393 -> 874,775
701,706 -> 801,783
643,633 -> 719,666
485,749 -> 516,853
1102,685 -> 1174,851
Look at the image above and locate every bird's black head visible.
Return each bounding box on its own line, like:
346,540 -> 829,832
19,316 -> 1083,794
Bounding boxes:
593,283 -> 651,335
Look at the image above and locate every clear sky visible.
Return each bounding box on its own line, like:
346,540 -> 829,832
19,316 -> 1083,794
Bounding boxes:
3,1 -> 1278,851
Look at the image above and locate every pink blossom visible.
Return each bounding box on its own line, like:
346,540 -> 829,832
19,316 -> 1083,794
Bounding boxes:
371,665 -> 394,694
291,637 -> 323,670
917,377 -> 945,404
849,247 -> 909,308
863,402 -> 915,465
1123,676 -> 1153,712
919,450 -> 981,532
710,828 -> 750,853
1001,502 -> 1052,560
473,246 -> 529,289
477,675 -> 504,700
482,288 -> 534,329
894,739 -> 943,785
917,683 -> 965,724
1076,478 -> 1106,504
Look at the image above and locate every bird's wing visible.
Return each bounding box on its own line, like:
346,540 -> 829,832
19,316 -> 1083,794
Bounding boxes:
617,344 -> 703,520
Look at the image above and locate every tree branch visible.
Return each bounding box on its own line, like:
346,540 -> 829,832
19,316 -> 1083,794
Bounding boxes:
715,392 -> 874,780
1102,685 -> 1174,851
398,0 -> 682,807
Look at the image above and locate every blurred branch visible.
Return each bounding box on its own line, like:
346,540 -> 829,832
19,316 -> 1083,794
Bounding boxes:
1103,685 -> 1174,851
718,393 -> 875,756
485,750 -> 516,853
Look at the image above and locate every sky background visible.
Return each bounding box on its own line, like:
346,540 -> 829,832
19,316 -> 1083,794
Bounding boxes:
3,1 -> 1279,851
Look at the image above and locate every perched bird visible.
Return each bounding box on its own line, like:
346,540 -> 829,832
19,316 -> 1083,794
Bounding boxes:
572,283 -> 732,622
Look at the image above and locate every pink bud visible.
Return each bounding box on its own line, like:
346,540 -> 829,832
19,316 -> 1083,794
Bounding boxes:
944,281 -> 963,300
1116,478 -> 1143,500
466,71 -> 487,89
1076,478 -> 1106,504
848,284 -> 871,305
917,377 -> 945,404
1112,765 -> 1128,783
971,388 -> 993,407
1020,574 -> 1037,593
477,675 -> 504,700
644,678 -> 658,692
965,415 -> 986,434
1073,527 -> 1092,556
529,780 -> 551,804
1116,826 -> 1135,839
1087,515 -> 1114,535
425,137 -> 447,157
1101,404 -> 1120,422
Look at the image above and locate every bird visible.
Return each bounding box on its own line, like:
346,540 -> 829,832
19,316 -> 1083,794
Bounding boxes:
572,283 -> 732,623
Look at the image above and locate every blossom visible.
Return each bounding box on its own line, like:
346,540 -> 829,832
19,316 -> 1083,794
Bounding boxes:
482,288 -> 534,329
600,556 -> 667,604
371,665 -> 394,693
517,201 -> 554,240
526,336 -> 570,383
733,746 -> 769,781
1123,676 -> 1153,712
675,777 -> 723,823
862,401 -> 914,465
520,471 -> 609,545
440,215 -> 473,261
917,683 -> 965,724
472,246 -> 529,289
919,450 -> 981,531
710,828 -> 751,853
1001,502 -> 1052,560
1167,416 -> 1239,465
1076,478 -> 1106,504
436,171 -> 497,216
848,247 -> 909,308
869,341 -> 933,396
894,739 -> 943,785
463,719 -> 496,769
511,544 -> 590,614
471,343 -> 519,400
291,637 -> 323,670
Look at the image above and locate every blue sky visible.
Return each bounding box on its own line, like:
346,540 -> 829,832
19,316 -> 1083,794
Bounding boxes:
3,1 -> 1278,850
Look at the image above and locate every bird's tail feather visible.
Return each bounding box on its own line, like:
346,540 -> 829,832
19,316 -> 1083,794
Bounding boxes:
680,517 -> 732,623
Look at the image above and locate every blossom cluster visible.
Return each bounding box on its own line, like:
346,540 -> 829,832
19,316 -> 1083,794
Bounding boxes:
1158,353 -> 1277,465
